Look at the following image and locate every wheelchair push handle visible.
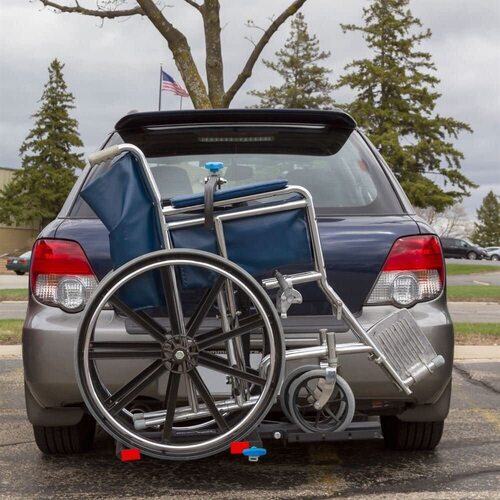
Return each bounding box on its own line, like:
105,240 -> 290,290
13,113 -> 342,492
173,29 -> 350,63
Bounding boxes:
88,145 -> 121,166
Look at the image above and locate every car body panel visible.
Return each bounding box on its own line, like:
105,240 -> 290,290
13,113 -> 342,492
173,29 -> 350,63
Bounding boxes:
53,215 -> 420,314
23,293 -> 452,412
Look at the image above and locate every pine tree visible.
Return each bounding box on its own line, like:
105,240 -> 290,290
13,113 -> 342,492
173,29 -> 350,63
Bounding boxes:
249,12 -> 335,109
0,59 -> 84,230
472,191 -> 500,247
336,0 -> 475,211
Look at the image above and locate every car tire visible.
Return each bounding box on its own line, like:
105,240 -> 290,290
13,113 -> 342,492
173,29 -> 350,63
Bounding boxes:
491,254 -> 499,261
380,416 -> 444,450
467,251 -> 477,260
33,414 -> 96,454
14,271 -> 25,275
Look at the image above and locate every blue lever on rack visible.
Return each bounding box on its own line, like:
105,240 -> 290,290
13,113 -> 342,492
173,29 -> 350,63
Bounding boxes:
204,161 -> 224,173
242,447 -> 267,459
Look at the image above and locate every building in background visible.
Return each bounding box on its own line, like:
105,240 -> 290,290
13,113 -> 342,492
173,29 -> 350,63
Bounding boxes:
0,167 -> 38,256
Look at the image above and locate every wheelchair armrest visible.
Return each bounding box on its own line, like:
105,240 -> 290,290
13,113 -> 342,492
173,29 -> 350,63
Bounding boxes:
170,179 -> 288,209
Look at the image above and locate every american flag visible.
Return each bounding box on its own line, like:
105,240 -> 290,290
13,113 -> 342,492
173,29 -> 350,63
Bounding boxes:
161,70 -> 189,97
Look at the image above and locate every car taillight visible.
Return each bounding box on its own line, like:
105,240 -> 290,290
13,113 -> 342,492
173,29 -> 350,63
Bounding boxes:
366,235 -> 444,307
31,239 -> 98,312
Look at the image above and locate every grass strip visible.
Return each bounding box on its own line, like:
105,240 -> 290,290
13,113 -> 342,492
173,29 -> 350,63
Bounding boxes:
454,322 -> 500,345
0,319 -> 23,345
0,288 -> 28,301
446,263 -> 499,276
447,285 -> 500,303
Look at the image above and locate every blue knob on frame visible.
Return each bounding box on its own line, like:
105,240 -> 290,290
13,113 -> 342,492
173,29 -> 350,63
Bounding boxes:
204,161 -> 224,173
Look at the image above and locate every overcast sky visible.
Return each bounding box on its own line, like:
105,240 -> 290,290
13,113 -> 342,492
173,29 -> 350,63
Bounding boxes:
1,0 -> 499,216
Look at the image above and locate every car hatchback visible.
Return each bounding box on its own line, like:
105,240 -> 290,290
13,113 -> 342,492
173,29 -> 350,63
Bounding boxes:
23,109 -> 453,456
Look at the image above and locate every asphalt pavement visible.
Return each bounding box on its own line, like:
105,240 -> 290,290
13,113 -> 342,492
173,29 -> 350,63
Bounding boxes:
448,272 -> 500,286
0,356 -> 499,498
0,302 -> 27,320
0,274 -> 28,289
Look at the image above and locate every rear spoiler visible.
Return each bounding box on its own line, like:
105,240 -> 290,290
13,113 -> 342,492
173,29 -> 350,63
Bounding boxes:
115,109 -> 357,133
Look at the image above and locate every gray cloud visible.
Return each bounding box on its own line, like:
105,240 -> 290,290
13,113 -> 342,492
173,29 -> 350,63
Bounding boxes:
0,0 -> 498,216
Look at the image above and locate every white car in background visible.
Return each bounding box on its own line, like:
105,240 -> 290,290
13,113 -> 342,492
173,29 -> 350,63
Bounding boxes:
485,247 -> 500,261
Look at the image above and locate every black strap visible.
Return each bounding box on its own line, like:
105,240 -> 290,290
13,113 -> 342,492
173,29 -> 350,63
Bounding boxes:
204,175 -> 219,231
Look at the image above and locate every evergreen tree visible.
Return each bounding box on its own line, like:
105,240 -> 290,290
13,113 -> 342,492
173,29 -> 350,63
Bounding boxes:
336,0 -> 475,211
249,12 -> 335,109
472,191 -> 500,246
0,59 -> 84,230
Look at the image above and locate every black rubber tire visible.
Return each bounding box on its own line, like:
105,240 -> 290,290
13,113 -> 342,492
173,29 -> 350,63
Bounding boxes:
33,414 -> 96,454
467,251 -> 477,260
280,365 -> 320,423
380,416 -> 444,451
15,271 -> 25,276
491,254 -> 499,261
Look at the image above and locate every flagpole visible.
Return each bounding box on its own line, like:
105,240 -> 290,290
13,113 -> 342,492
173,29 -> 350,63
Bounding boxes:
179,96 -> 183,110
158,64 -> 163,111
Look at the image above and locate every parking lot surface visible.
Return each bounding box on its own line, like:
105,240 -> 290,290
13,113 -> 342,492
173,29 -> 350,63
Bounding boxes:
0,359 -> 499,499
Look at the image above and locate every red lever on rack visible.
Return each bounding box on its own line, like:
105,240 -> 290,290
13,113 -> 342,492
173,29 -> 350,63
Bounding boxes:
120,448 -> 141,462
230,441 -> 250,454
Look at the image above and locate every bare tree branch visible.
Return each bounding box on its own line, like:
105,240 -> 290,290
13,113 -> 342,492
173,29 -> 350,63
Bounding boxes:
183,0 -> 201,10
135,0 -> 211,108
223,0 -> 308,107
200,0 -> 224,107
39,0 -> 144,18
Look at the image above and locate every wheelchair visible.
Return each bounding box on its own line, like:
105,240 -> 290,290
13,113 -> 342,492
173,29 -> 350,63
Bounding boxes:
76,143 -> 445,461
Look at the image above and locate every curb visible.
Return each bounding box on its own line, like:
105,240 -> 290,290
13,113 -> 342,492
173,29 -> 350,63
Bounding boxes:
0,345 -> 22,359
454,345 -> 500,361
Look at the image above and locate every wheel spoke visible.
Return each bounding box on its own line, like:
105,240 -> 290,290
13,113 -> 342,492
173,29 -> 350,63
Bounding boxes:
104,360 -> 166,416
198,352 -> 266,386
189,368 -> 229,432
196,315 -> 265,350
89,341 -> 162,359
324,406 -> 340,422
160,266 -> 185,336
186,277 -> 225,337
199,351 -> 260,376
162,372 -> 181,442
111,297 -> 167,343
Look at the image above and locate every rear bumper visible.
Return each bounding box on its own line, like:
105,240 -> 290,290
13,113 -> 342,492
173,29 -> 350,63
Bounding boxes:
23,294 -> 453,423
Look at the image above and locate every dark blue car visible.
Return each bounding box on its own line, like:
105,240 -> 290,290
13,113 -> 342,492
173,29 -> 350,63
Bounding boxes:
23,109 -> 453,455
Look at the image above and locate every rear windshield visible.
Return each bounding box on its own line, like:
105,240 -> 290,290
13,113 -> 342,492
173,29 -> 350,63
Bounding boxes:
70,127 -> 403,217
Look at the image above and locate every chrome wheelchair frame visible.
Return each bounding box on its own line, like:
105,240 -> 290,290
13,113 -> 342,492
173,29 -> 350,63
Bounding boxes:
75,143 -> 445,461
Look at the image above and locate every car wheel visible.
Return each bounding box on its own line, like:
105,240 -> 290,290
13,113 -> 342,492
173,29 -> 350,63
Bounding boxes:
33,414 -> 96,454
467,251 -> 477,260
491,254 -> 500,261
14,271 -> 25,276
380,416 -> 444,450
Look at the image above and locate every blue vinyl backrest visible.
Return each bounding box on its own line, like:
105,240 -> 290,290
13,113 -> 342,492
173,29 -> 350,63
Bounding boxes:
80,152 -> 165,310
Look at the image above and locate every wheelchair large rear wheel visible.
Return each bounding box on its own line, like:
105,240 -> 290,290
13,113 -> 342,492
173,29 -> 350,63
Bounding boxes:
76,249 -> 284,460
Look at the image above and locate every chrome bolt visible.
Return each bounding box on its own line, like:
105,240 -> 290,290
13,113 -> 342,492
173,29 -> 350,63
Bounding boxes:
274,431 -> 282,440
174,350 -> 185,361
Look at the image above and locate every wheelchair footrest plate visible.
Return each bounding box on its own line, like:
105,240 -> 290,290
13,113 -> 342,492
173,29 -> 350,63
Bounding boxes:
367,309 -> 445,386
